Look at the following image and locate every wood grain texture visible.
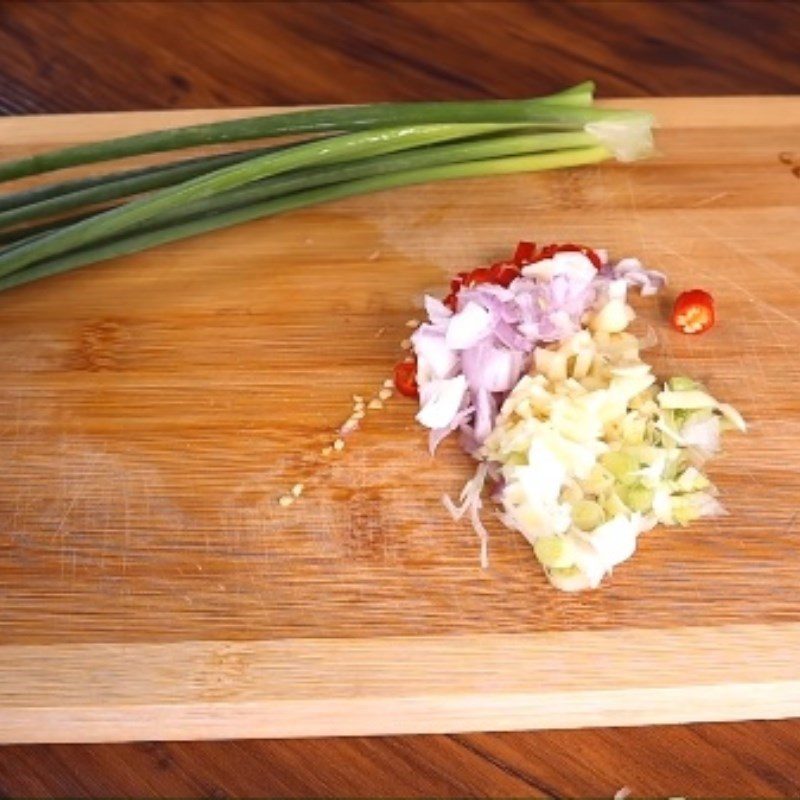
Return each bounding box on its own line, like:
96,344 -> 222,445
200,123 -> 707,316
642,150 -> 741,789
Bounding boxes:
0,0 -> 799,115
1,720 -> 800,798
1,1 -> 800,796
3,624 -> 800,743
1,96 -> 799,749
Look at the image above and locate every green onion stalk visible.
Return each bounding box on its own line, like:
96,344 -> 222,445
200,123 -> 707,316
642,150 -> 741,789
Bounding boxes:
0,129 -> 599,246
0,142 -> 302,228
0,122 -> 560,279
0,146 -> 610,292
0,83 -> 598,183
0,82 -> 655,293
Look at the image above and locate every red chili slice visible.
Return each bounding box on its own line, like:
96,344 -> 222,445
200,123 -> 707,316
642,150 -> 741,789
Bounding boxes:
465,267 -> 493,286
450,272 -> 468,293
489,262 -> 521,287
442,293 -> 458,311
443,241 -> 600,311
672,289 -> 715,334
393,359 -> 419,398
512,240 -> 536,265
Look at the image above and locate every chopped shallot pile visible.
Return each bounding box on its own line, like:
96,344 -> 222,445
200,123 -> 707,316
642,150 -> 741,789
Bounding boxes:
398,241 -> 745,591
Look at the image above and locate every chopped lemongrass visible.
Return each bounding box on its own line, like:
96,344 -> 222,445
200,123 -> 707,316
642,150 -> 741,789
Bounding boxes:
718,402 -> 747,432
622,484 -> 654,512
378,388 -> 393,401
291,483 -> 304,498
600,451 -> 639,481
534,535 -> 576,569
368,399 -> 384,410
668,376 -> 698,391
278,495 -> 294,507
333,438 -> 345,451
657,389 -> 718,410
428,246 -> 745,591
572,499 -> 605,531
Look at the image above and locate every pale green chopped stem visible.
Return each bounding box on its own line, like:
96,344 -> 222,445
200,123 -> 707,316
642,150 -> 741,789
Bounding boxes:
572,500 -> 605,531
657,389 -> 718,410
534,536 -> 576,569
600,451 -> 639,481
667,376 -> 699,392
623,484 -> 654,512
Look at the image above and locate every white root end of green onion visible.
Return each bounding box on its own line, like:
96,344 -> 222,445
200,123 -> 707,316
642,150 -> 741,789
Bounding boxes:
584,116 -> 655,163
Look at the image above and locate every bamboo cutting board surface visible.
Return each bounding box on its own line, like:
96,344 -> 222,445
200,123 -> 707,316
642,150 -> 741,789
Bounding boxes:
1,97 -> 799,744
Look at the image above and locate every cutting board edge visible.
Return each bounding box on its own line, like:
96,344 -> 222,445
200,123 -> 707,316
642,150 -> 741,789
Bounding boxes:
4,682 -> 800,745
2,622 -> 799,743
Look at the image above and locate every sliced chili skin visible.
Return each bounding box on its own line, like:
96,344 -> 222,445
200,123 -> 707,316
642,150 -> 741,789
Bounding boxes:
393,359 -> 419,398
450,271 -> 468,293
465,267 -> 493,286
444,241 -> 602,313
489,262 -> 521,287
672,289 -> 715,334
512,240 -> 536,265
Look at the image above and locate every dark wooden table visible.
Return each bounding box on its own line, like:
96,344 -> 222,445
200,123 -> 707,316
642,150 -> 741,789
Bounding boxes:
1,1 -> 800,797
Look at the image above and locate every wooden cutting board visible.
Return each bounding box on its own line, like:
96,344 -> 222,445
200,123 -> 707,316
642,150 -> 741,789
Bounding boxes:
1,98 -> 799,744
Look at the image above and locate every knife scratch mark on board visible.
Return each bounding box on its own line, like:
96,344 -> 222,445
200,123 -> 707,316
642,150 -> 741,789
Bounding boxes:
662,227 -> 800,334
624,172 -> 648,255
53,495 -> 78,545
121,477 -> 130,577
692,191 -> 731,208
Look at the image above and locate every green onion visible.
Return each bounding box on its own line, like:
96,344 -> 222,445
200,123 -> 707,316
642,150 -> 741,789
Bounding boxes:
0,82 -> 649,184
0,209 -> 100,247
0,122 -> 530,279
0,130 -> 599,261
0,146 -> 610,292
0,129 -> 598,245
0,83 -> 656,295
0,143 -> 299,228
75,131 -> 604,243
0,145 -> 286,213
